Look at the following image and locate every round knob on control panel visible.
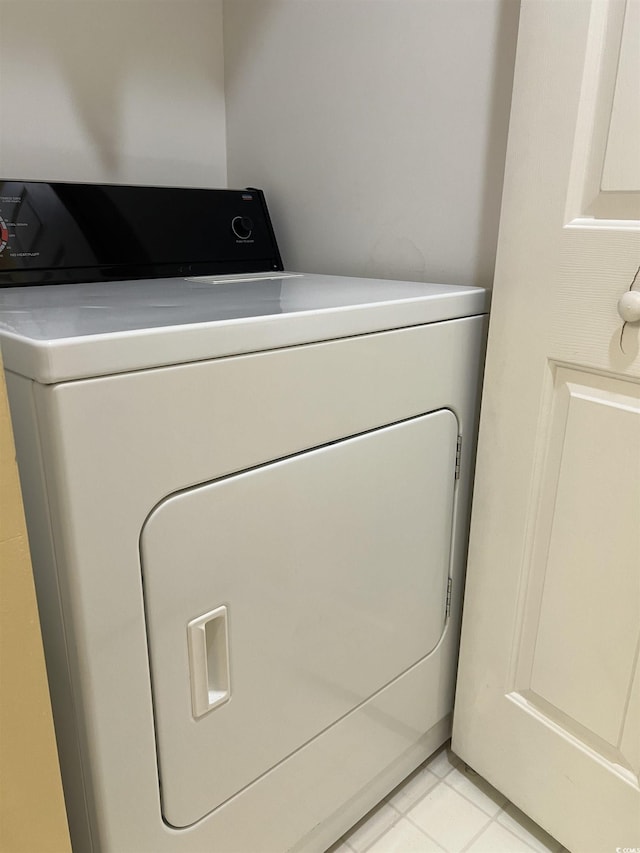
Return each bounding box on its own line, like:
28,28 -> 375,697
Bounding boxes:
231,216 -> 253,240
617,290 -> 640,323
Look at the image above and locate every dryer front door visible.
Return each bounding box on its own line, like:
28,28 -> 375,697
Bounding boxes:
141,410 -> 458,828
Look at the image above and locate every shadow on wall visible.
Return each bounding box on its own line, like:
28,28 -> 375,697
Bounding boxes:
30,5 -> 122,176
475,0 -> 521,288
223,0 -> 521,289
0,1 -> 227,186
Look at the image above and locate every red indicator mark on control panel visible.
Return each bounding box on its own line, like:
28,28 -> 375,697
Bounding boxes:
0,217 -> 8,253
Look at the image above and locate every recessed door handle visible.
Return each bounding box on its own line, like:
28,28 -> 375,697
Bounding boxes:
187,606 -> 230,719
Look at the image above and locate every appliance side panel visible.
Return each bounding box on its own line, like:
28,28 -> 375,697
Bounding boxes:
4,371 -> 94,853
447,313 -> 489,632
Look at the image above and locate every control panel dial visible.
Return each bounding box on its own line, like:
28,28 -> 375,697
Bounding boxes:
231,216 -> 253,240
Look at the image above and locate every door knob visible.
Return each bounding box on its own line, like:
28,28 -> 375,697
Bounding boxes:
617,290 -> 640,323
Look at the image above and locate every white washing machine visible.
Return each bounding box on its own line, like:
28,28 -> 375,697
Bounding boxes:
0,182 -> 487,852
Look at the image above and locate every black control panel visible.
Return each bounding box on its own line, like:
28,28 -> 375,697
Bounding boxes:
0,181 -> 284,286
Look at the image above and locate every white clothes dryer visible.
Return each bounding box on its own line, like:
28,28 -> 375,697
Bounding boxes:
0,182 -> 487,853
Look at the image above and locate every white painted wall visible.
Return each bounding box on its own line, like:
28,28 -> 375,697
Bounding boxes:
224,0 -> 519,287
0,0 -> 227,187
0,0 -> 518,287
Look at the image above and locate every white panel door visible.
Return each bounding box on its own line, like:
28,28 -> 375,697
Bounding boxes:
453,2 -> 640,852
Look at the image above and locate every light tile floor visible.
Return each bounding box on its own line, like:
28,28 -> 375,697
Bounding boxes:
327,744 -> 569,853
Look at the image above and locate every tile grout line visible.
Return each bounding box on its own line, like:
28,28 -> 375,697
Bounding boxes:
400,773 -> 484,853
437,770 -> 545,853
492,808 -> 562,853
456,796 -> 549,853
365,771 -> 459,853
403,808 -> 457,852
330,748 -> 563,853
402,764 -> 495,852
458,818 -> 497,853
353,800 -> 405,853
365,756 -> 477,852
440,768 -> 507,819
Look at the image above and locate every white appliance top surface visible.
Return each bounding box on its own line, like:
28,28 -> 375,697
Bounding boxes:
0,272 -> 487,383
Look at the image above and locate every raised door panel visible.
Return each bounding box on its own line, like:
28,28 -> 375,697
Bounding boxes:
517,368 -> 640,774
566,0 -> 640,222
141,410 -> 457,828
601,0 -> 640,192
